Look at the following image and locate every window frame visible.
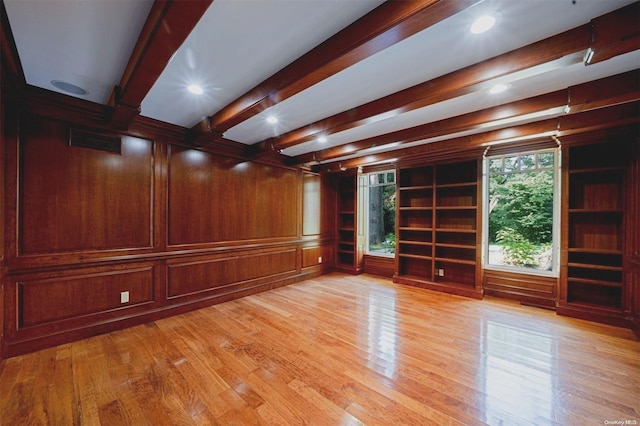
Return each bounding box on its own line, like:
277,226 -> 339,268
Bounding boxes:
482,148 -> 561,277
363,169 -> 396,258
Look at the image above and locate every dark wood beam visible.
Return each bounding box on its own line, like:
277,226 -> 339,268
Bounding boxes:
272,4 -> 638,153
313,119 -> 557,172
188,0 -> 481,140
274,27 -> 590,151
568,69 -> 640,113
558,101 -> 640,136
108,0 -> 213,130
291,91 -> 568,165
292,69 -> 640,165
187,117 -> 223,147
589,2 -> 639,65
312,101 -> 640,172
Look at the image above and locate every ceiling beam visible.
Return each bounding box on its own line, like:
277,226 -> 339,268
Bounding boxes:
268,4 -> 638,154
291,69 -> 640,165
107,0 -> 213,130
272,27 -> 589,152
187,0 -> 481,142
589,2 -> 639,65
314,120 -> 558,172
568,68 -> 640,113
291,91 -> 568,165
311,101 -> 640,173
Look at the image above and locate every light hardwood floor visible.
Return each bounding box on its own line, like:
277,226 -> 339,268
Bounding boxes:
1,273 -> 639,425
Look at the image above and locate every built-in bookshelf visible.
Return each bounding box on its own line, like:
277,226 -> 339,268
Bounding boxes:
394,159 -> 482,298
397,166 -> 434,281
560,140 -> 630,325
335,173 -> 358,273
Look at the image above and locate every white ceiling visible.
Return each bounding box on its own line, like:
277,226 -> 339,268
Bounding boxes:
5,0 -> 154,104
141,0 -> 385,129
4,0 -> 638,161
286,49 -> 640,159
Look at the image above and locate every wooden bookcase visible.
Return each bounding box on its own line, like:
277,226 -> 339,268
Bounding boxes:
396,165 -> 435,281
394,159 -> 482,298
335,173 -> 360,273
559,139 -> 630,326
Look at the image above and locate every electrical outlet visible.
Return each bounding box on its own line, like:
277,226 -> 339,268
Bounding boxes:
120,291 -> 130,304
440,269 -> 445,277
318,256 -> 323,264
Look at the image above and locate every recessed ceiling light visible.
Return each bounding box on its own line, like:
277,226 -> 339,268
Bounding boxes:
317,136 -> 328,143
187,84 -> 204,95
470,14 -> 497,34
51,80 -> 88,96
489,83 -> 509,94
266,116 -> 278,124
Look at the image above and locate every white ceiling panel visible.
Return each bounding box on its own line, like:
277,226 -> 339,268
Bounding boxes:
4,0 -> 153,103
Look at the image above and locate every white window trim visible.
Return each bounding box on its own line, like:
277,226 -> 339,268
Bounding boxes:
481,148 -> 561,277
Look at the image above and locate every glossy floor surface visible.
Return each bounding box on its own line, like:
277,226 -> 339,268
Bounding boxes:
1,273 -> 639,425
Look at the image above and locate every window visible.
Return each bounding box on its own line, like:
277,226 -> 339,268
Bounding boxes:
365,170 -> 396,256
484,149 -> 559,275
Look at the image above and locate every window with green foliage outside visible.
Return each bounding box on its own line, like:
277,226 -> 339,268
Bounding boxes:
485,149 -> 558,274
366,171 -> 396,256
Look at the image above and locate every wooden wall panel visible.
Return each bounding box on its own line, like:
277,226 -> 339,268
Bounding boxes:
19,116 -> 153,254
484,269 -> 557,309
167,249 -> 297,298
2,107 -> 331,358
302,246 -> 320,267
168,147 -> 298,245
321,243 -> 335,267
363,254 -> 394,278
18,267 -> 153,327
302,243 -> 335,273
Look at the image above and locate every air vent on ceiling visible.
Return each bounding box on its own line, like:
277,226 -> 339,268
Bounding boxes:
69,129 -> 121,154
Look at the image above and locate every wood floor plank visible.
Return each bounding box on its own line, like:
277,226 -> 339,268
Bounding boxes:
1,273 -> 638,425
71,340 -> 102,426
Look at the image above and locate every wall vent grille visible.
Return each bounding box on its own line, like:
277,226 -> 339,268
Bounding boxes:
69,129 -> 121,154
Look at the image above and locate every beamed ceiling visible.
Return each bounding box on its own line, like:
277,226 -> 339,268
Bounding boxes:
2,0 -> 639,171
